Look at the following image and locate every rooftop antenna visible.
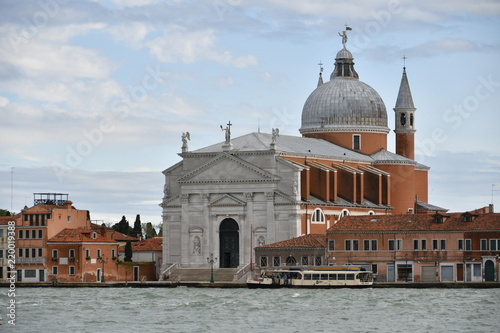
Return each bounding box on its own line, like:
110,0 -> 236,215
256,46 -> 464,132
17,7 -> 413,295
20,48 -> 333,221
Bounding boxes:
492,184 -> 499,205
258,117 -> 260,133
10,167 -> 13,212
402,55 -> 407,71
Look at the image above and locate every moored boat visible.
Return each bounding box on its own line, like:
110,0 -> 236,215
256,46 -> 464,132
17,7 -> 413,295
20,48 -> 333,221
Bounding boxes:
246,266 -> 374,288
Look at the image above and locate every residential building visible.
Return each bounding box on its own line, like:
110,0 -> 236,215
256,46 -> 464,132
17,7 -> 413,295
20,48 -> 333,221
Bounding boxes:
119,237 -> 163,280
326,206 -> 500,282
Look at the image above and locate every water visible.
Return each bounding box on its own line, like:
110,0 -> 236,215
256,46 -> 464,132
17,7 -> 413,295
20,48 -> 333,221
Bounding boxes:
1,287 -> 498,332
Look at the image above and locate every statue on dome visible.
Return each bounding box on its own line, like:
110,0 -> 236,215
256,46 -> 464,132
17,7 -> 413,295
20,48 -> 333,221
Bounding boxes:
221,121 -> 232,144
338,26 -> 351,49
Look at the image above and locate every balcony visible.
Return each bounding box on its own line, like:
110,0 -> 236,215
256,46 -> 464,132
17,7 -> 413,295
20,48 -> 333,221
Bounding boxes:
17,257 -> 46,265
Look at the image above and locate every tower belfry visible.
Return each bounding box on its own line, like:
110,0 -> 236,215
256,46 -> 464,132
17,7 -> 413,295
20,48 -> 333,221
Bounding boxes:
394,64 -> 416,160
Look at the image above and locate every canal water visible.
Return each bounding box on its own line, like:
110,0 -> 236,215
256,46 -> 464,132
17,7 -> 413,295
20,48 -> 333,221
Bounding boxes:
1,287 -> 498,332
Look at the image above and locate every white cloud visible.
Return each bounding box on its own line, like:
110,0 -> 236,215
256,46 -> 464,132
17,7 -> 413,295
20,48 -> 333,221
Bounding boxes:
0,96 -> 9,107
146,26 -> 258,67
107,21 -> 155,50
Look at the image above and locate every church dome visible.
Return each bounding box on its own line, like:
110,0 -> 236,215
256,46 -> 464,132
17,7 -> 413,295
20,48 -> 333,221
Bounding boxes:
300,42 -> 389,135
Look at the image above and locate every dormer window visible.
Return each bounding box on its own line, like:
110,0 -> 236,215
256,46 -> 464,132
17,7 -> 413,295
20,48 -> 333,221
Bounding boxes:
92,232 -> 97,239
435,216 -> 443,223
311,208 -> 325,223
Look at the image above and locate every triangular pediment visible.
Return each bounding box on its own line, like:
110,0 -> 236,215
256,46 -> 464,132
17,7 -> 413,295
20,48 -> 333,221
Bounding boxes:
178,153 -> 280,184
160,195 -> 181,208
274,191 -> 297,205
210,194 -> 246,207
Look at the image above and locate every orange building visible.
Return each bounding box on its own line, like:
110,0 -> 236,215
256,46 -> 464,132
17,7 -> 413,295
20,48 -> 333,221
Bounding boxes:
326,206 -> 500,282
47,227 -> 120,282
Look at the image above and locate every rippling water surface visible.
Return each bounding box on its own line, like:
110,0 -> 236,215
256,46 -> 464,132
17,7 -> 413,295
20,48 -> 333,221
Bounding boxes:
1,287 -> 498,332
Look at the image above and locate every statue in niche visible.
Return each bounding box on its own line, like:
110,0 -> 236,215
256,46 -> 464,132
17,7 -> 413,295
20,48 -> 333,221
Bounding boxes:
293,180 -> 298,195
193,236 -> 201,254
258,236 -> 265,246
271,128 -> 279,144
163,184 -> 169,197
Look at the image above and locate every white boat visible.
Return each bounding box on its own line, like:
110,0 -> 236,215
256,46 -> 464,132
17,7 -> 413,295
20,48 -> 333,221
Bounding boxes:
247,266 -> 374,288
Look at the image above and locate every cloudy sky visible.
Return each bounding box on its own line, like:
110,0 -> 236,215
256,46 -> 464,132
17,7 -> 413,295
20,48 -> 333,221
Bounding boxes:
1,0 -> 499,225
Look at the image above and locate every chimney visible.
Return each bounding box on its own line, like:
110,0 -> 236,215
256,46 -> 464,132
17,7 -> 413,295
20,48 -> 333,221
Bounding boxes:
100,224 -> 107,237
489,204 -> 494,213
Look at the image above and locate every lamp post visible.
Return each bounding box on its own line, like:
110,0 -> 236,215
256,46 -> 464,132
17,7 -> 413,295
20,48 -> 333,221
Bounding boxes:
99,257 -> 107,283
207,253 -> 217,283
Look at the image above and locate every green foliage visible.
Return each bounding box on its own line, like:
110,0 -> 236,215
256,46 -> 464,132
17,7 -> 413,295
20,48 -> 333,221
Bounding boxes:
157,223 -> 162,237
112,216 -> 132,236
143,222 -> 157,239
124,240 -> 133,262
0,209 -> 12,216
133,214 -> 142,239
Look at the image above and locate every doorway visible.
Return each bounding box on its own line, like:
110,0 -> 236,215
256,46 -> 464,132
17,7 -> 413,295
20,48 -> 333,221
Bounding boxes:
485,260 -> 495,281
219,218 -> 239,268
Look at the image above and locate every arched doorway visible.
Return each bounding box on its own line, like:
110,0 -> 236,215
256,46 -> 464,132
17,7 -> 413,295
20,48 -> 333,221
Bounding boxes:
219,218 -> 239,268
485,260 -> 495,281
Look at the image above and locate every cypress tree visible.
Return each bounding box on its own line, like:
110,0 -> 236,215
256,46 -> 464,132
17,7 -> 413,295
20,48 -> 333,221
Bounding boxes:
124,241 -> 133,262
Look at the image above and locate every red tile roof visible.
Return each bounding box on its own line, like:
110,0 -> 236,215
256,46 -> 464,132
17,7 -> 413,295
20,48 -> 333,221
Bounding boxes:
257,234 -> 326,249
327,213 -> 500,233
118,237 -> 163,252
48,228 -> 118,243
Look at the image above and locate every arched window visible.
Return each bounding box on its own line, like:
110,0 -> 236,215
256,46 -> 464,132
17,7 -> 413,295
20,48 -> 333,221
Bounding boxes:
311,208 -> 325,223
341,209 -> 350,218
286,256 -> 297,266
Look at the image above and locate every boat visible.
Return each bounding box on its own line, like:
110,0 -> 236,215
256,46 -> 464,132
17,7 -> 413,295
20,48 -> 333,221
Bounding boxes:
246,266 -> 374,288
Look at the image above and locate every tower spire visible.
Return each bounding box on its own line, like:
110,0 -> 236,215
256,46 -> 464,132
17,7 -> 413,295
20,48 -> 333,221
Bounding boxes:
317,61 -> 324,87
394,64 -> 416,159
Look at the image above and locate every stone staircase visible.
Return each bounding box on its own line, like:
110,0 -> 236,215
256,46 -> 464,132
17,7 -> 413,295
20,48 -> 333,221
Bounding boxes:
167,268 -> 240,282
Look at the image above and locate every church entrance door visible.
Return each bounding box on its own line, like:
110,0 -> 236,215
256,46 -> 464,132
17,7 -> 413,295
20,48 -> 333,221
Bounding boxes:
219,218 -> 239,268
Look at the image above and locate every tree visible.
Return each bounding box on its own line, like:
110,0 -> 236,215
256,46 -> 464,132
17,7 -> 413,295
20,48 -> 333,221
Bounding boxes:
0,209 -> 12,216
124,241 -> 133,262
156,223 -> 163,237
133,214 -> 142,239
143,222 -> 157,239
112,216 -> 132,235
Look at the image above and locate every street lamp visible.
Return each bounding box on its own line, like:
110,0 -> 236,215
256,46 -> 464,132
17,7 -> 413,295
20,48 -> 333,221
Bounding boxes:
99,257 -> 107,283
207,253 -> 217,283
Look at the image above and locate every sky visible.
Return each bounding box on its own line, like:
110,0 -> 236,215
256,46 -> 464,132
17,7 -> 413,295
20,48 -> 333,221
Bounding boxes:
0,0 -> 499,225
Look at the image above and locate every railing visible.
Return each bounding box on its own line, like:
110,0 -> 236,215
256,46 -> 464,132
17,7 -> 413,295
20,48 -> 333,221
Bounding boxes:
17,257 -> 46,265
159,263 -> 180,281
234,263 -> 251,281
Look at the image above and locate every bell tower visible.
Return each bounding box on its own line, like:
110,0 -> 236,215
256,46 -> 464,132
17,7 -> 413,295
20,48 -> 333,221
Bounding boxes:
394,66 -> 416,160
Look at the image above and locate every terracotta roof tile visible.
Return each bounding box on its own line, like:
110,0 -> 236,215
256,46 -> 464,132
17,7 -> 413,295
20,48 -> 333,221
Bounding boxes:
257,234 -> 326,249
326,213 -> 500,233
48,228 -> 118,243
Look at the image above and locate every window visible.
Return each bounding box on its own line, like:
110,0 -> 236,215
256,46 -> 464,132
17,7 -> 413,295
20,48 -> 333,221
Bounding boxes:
465,239 -> 471,251
421,239 -> 427,251
25,230 -> 29,239
97,249 -> 102,259
353,134 -> 361,150
52,266 -> 58,275
440,240 -> 446,251
432,240 -> 439,250
31,248 -> 36,258
32,230 -> 36,238
371,264 -> 378,274
19,230 -> 23,239
352,240 -> 359,251
413,240 -> 419,251
389,239 -> 402,251
458,239 -> 464,251
25,270 -> 36,278
328,240 -> 335,252
25,249 -> 29,258
371,240 -> 378,251
301,256 -> 309,265
286,256 -> 297,266
69,249 -> 75,258
18,249 -> 23,257
273,256 -> 281,267
67,216 -> 71,222
480,239 -> 487,251
490,239 -> 500,251
112,249 -> 116,258
69,266 -> 75,275
38,248 -> 42,257
312,208 -> 325,223
52,250 -> 58,259
260,256 -> 268,267
38,230 -> 43,238
315,257 -> 322,266
341,209 -> 350,218
345,240 -> 351,251
364,240 -> 370,251
85,249 -> 90,258
0,249 -> 3,258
